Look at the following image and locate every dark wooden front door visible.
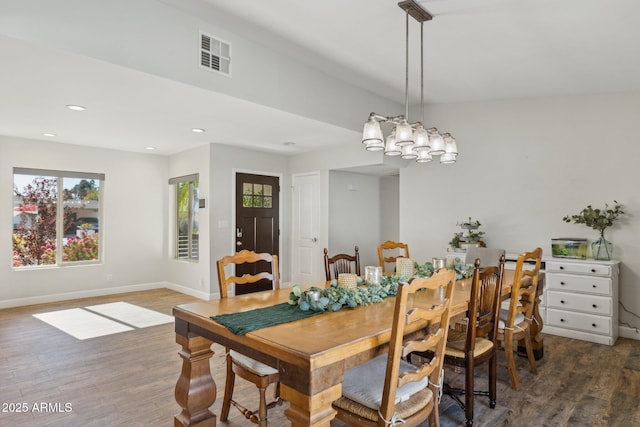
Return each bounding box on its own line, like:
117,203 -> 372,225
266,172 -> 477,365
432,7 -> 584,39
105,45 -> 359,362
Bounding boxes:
235,173 -> 279,295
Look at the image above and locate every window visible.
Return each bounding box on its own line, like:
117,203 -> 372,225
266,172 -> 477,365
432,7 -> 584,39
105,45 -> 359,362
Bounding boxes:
242,182 -> 273,208
169,174 -> 199,260
12,168 -> 104,267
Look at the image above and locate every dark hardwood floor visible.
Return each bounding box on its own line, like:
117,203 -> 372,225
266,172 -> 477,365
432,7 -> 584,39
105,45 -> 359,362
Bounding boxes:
0,288 -> 638,426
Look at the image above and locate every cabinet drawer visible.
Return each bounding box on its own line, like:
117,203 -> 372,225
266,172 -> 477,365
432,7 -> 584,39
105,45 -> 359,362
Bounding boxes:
546,291 -> 612,316
547,309 -> 612,336
546,260 -> 611,276
546,273 -> 612,295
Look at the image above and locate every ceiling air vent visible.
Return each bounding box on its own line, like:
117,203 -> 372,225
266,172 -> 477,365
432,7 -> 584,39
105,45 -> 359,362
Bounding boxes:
200,31 -> 231,76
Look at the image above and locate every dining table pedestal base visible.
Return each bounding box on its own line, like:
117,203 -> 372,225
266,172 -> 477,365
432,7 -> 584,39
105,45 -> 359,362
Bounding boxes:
282,383 -> 341,427
174,333 -> 217,427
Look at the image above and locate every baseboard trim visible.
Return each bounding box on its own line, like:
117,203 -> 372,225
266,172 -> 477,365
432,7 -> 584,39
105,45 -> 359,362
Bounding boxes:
619,325 -> 640,340
0,282 -> 168,309
164,282 -> 217,300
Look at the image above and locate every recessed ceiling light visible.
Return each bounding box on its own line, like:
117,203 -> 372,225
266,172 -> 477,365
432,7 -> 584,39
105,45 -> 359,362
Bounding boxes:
66,104 -> 86,111
42,133 -> 56,137
191,128 -> 206,133
144,146 -> 156,150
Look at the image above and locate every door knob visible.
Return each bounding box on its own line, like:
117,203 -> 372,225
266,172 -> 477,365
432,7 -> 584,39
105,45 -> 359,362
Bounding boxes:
312,237 -> 318,242
236,241 -> 242,246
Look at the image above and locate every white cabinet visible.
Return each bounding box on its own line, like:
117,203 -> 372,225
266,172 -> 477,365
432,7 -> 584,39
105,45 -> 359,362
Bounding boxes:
544,258 -> 619,345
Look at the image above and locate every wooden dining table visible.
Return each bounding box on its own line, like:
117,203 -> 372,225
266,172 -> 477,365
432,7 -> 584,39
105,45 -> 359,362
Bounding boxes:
173,269 -> 542,427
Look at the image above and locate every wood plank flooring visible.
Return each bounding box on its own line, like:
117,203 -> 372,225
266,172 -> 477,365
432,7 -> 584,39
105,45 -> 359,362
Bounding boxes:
0,288 -> 638,426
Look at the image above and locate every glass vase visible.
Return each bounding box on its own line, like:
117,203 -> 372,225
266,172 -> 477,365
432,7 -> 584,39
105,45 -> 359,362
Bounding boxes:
591,236 -> 613,260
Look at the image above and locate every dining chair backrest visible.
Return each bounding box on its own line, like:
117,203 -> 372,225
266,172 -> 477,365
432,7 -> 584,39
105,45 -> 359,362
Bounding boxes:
323,246 -> 361,281
216,250 -> 280,298
378,268 -> 455,424
377,240 -> 410,275
502,248 -> 542,330
465,247 -> 506,268
469,256 -> 505,347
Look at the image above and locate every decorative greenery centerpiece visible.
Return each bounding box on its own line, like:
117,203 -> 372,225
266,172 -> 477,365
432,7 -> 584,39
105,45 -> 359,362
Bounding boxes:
562,200 -> 624,260
450,217 -> 485,250
413,257 -> 473,280
288,258 -> 474,312
288,275 -> 400,312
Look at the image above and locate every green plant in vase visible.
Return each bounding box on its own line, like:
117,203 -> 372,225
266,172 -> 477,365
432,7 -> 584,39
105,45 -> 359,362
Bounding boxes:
562,201 -> 624,260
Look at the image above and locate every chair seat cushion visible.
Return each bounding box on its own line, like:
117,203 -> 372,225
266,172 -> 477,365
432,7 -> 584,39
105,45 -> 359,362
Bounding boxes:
445,329 -> 494,358
230,350 -> 278,375
498,308 -> 525,329
340,354 -> 429,410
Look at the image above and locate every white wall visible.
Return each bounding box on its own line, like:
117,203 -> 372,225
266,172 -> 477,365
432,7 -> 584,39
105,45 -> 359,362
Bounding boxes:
166,144 -> 211,299
328,171 -> 381,267
399,92 -> 640,331
0,136 -> 168,307
380,175 -> 400,243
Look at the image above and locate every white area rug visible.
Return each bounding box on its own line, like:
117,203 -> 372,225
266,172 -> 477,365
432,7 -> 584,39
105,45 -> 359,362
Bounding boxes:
85,301 -> 173,328
33,308 -> 133,340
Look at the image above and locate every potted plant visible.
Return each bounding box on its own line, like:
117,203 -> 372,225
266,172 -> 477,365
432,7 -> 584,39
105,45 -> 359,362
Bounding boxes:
562,201 -> 624,260
449,217 -> 485,251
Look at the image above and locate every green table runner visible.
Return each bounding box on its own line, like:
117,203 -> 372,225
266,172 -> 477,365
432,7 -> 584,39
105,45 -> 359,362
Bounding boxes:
211,302 -> 322,335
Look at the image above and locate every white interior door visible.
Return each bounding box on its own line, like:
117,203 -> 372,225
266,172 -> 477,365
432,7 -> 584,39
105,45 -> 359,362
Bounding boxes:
291,173 -> 320,284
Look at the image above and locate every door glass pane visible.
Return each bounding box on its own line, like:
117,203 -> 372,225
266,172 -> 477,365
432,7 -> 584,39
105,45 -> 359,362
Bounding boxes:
263,197 -> 272,208
243,183 -> 253,207
264,185 -> 272,196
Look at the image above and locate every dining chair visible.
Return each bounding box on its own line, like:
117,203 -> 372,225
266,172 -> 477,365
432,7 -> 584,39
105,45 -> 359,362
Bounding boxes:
464,247 -> 506,268
496,247 -> 542,390
332,268 -> 456,427
216,250 -> 282,426
323,246 -> 361,281
377,240 -> 410,275
443,255 -> 505,427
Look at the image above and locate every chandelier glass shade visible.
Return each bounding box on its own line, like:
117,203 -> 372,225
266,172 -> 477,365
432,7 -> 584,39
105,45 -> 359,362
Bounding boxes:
361,0 -> 457,164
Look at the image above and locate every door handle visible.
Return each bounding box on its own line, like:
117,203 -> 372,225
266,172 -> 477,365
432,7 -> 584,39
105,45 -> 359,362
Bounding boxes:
312,237 -> 317,243
236,241 -> 242,246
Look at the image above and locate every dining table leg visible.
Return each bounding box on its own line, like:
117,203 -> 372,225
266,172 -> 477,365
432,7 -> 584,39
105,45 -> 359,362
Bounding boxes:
174,332 -> 217,427
281,383 -> 341,427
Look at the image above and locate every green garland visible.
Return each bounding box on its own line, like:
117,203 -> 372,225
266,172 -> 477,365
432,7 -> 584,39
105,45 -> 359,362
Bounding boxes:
288,257 -> 473,312
414,257 -> 474,281
288,275 -> 400,312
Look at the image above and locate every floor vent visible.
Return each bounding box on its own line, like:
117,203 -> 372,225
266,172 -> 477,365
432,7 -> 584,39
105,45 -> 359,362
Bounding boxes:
200,31 -> 231,76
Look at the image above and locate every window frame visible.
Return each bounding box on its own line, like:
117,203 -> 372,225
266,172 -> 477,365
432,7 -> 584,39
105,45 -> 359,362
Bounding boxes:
169,174 -> 199,261
12,167 -> 105,268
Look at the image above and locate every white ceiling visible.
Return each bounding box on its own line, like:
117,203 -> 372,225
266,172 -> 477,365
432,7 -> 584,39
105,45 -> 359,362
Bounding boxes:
2,0 -> 640,156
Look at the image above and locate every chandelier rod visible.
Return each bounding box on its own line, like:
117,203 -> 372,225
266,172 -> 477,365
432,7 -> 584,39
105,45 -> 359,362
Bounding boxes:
420,20 -> 424,124
404,8 -> 410,121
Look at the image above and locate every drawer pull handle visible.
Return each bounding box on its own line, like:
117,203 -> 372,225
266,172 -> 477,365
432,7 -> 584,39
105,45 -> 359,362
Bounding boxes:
592,304 -> 597,308
560,266 -> 564,270
592,285 -> 597,288
560,300 -> 565,304
560,281 -> 566,285
560,318 -> 565,322
592,323 -> 597,328
591,269 -> 596,273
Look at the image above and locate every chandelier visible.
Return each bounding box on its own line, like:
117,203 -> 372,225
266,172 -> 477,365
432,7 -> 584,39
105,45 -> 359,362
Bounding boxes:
362,0 -> 457,164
